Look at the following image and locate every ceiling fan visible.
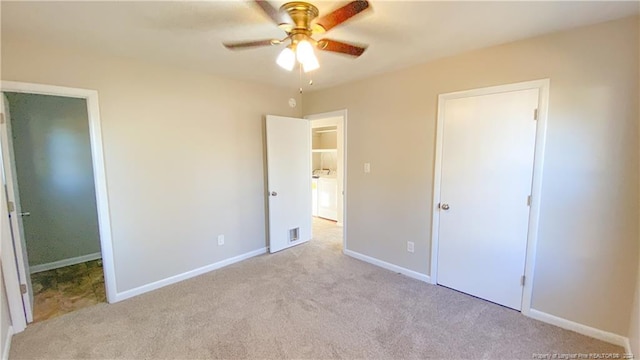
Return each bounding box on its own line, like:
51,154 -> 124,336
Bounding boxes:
223,0 -> 371,72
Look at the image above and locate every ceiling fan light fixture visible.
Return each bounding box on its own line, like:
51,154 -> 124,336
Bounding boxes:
296,40 -> 316,65
276,46 -> 296,71
303,53 -> 319,73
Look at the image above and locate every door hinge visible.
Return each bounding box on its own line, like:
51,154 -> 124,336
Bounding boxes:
20,284 -> 27,294
520,275 -> 526,286
0,113 -> 4,124
7,201 -> 14,212
527,195 -> 532,206
533,109 -> 539,121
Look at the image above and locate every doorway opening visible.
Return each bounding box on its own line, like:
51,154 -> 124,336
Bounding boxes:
3,92 -> 106,322
307,112 -> 346,252
1,90 -> 108,323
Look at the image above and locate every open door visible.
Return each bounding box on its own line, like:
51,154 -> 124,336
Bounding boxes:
0,93 -> 34,323
266,115 -> 312,253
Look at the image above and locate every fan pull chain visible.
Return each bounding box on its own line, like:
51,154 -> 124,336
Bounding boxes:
298,63 -> 304,112
299,62 -> 303,94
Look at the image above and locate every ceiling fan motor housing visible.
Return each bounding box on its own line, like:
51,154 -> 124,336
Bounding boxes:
280,2 -> 322,44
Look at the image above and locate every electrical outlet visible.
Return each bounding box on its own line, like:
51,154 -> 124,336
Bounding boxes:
407,241 -> 414,253
364,162 -> 371,173
217,234 -> 224,246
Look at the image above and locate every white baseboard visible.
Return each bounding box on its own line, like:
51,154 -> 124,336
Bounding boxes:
30,252 -> 102,274
114,247 -> 267,302
2,325 -> 13,360
527,309 -> 630,351
623,338 -> 632,358
343,249 -> 431,283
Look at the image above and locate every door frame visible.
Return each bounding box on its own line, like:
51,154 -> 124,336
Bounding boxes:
304,110 -> 347,251
429,79 -> 550,314
1,81 -> 117,328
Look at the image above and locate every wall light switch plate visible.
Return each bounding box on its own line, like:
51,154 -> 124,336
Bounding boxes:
364,163 -> 371,173
217,235 -> 224,246
407,241 -> 414,253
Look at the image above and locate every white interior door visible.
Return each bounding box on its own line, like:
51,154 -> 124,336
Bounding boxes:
0,93 -> 33,322
266,115 -> 312,253
437,88 -> 539,310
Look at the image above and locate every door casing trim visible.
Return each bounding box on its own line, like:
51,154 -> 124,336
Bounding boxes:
430,79 -> 550,315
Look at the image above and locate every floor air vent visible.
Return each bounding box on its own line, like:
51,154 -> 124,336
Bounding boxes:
289,227 -> 300,242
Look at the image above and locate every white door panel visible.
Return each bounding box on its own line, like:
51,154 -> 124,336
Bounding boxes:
437,89 -> 538,310
0,93 -> 33,322
266,115 -> 311,253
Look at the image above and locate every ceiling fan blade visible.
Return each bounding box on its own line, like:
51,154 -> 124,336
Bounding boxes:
254,0 -> 293,26
314,0 -> 370,33
317,39 -> 367,57
223,39 -> 278,50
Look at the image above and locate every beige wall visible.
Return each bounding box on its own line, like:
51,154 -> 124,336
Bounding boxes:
1,37 -> 299,293
304,16 -> 639,336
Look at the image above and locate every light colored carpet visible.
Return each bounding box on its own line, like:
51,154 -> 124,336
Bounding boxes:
10,218 -> 623,359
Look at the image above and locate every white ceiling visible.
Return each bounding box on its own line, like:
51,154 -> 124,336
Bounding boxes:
2,1 -> 638,91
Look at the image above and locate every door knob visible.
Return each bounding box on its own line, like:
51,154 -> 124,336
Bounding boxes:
270,191 -> 278,196
19,212 -> 31,216
441,203 -> 450,210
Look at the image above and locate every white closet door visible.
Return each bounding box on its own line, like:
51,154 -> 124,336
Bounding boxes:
437,88 -> 538,310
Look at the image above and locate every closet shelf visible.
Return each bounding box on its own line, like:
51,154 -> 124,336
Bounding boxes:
312,148 -> 337,153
